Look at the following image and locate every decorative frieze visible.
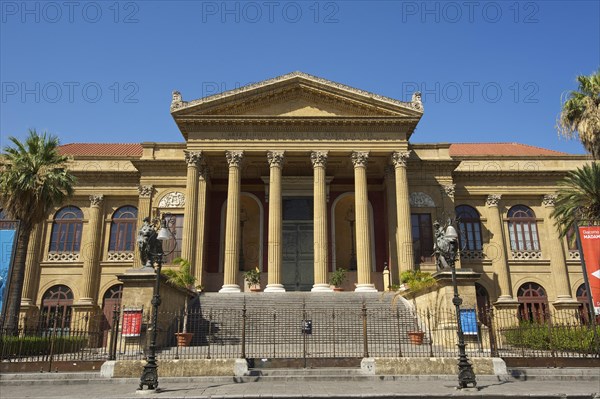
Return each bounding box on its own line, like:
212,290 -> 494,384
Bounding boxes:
511,250 -> 542,260
460,250 -> 485,261
184,150 -> 204,168
409,192 -> 435,208
138,185 -> 154,198
542,194 -> 557,207
391,151 -> 411,168
47,252 -> 80,262
226,150 -> 244,167
351,151 -> 369,168
158,191 -> 186,208
310,151 -> 328,168
486,194 -> 502,207
107,251 -> 135,262
442,184 -> 456,200
267,150 -> 285,168
89,194 -> 104,206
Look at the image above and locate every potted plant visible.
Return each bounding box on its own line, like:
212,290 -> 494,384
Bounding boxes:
398,269 -> 436,345
329,268 -> 347,291
162,257 -> 197,347
243,267 -> 261,291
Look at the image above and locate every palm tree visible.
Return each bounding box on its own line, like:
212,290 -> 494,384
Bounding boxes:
551,162 -> 600,237
162,257 -> 197,334
0,130 -> 76,331
557,70 -> 600,160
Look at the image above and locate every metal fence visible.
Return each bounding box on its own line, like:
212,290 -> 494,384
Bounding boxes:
1,304 -> 598,364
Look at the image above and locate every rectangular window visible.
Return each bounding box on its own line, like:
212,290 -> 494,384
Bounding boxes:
411,213 -> 433,264
163,214 -> 184,263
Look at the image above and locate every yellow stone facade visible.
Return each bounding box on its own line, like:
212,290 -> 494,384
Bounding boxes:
18,72 -> 590,321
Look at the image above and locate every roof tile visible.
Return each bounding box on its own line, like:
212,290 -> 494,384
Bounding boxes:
449,143 -> 569,157
59,143 -> 143,157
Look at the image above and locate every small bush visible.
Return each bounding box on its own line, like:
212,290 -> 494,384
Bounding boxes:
504,323 -> 600,353
1,334 -> 87,358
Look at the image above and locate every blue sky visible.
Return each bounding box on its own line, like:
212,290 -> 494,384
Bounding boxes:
1,0 -> 598,154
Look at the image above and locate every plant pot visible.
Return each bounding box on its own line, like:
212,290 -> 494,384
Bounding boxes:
407,331 -> 424,345
175,332 -> 193,347
332,287 -> 344,292
250,287 -> 261,292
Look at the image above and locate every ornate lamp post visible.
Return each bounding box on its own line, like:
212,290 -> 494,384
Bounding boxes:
137,214 -> 176,391
345,208 -> 357,271
441,221 -> 477,389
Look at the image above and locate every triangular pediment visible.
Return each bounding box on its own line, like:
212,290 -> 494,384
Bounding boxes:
170,72 -> 423,118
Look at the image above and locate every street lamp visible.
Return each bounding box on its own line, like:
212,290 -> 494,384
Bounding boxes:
442,221 -> 477,389
137,214 -> 176,391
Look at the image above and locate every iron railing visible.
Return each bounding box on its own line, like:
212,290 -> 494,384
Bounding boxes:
1,304 -> 598,364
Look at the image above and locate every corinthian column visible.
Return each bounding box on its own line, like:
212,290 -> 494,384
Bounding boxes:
311,151 -> 331,292
220,150 -> 244,293
265,150 -> 285,292
384,166 -> 399,285
78,194 -> 104,304
194,165 -> 209,287
486,194 -> 513,301
352,151 -> 376,292
392,151 -> 414,275
136,185 -> 154,267
181,150 -> 204,268
542,195 -> 575,303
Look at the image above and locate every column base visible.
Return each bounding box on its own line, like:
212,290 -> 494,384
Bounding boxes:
311,284 -> 332,292
219,284 -> 241,293
355,284 -> 377,292
264,284 -> 286,292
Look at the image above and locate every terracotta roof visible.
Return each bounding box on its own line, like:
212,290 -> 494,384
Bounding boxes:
449,143 -> 569,157
59,143 -> 143,157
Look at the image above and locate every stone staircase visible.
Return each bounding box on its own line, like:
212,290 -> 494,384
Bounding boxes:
190,292 -> 428,360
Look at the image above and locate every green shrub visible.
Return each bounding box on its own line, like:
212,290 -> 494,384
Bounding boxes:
1,334 -> 88,357
504,323 -> 600,353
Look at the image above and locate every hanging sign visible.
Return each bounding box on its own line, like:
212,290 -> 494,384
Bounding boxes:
122,308 -> 143,337
579,226 -> 600,316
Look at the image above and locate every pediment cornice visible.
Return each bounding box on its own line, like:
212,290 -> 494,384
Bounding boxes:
171,72 -> 423,117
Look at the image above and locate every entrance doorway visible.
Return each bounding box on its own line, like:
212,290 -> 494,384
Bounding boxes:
281,198 -> 314,291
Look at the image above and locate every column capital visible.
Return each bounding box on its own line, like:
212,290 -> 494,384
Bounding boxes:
542,194 -> 557,208
184,150 -> 204,168
226,150 -> 244,167
486,194 -> 502,207
138,185 -> 154,198
198,164 -> 209,180
89,194 -> 104,207
310,151 -> 328,168
391,150 -> 411,168
351,151 -> 369,168
442,184 -> 456,200
267,150 -> 285,168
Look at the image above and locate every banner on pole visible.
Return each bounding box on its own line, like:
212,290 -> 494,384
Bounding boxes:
122,308 -> 143,337
0,221 -> 20,321
579,226 -> 600,316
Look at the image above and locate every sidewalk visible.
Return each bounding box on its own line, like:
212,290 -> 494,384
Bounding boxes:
1,373 -> 599,399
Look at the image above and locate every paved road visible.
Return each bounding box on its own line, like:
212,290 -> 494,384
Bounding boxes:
1,377 -> 599,398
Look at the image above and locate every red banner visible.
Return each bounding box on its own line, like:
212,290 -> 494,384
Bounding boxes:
579,226 -> 600,316
122,309 -> 143,337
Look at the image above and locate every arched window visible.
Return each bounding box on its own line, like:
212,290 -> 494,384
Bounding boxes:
109,206 -> 138,252
508,205 -> 540,251
475,283 -> 490,325
41,285 -> 74,330
49,206 -> 83,253
101,284 -> 123,345
517,282 -> 549,323
456,205 -> 483,251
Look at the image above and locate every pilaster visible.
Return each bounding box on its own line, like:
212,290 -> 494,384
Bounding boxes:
485,194 -> 514,303
136,185 -> 154,267
78,194 -> 104,305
